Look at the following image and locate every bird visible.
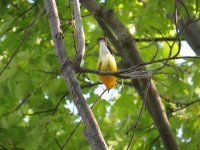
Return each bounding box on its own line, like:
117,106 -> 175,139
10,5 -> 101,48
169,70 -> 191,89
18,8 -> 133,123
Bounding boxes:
96,37 -> 117,90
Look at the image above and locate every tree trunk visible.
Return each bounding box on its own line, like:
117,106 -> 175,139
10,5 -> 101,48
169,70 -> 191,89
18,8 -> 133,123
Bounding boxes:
178,18 -> 200,55
80,0 -> 180,149
44,0 -> 108,149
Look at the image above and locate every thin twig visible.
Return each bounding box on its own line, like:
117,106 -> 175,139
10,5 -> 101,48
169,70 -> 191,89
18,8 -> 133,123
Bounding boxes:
169,99 -> 200,114
33,69 -> 59,75
143,32 -> 159,62
15,94 -> 31,111
24,83 -> 100,117
52,92 -> 69,115
146,135 -> 160,150
196,0 -> 199,16
23,109 -> 55,116
150,27 -> 175,70
134,37 -> 184,42
126,78 -> 151,149
153,61 -> 182,74
61,119 -> 83,149
150,27 -> 171,49
61,13 -> 92,22
79,56 -> 200,78
0,6 -> 45,76
2,1 -> 39,33
173,0 -> 181,58
61,89 -> 107,149
55,138 -> 62,149
179,0 -> 191,20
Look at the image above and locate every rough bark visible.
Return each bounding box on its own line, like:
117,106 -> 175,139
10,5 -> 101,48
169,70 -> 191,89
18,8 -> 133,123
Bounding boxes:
44,0 -> 108,149
80,0 -> 179,149
178,18 -> 200,55
176,0 -> 200,55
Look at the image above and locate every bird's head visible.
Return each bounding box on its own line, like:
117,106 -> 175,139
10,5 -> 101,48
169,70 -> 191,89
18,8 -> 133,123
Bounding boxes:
97,37 -> 107,47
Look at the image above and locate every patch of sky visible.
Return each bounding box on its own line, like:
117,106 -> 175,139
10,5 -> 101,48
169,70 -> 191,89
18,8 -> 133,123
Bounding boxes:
83,93 -> 90,99
99,0 -> 105,3
23,109 -> 33,123
27,0 -> 35,4
23,117 -> 30,123
182,138 -> 191,143
187,75 -> 193,86
44,93 -> 49,100
64,98 -> 78,115
87,22 -> 96,30
176,124 -> 183,138
175,41 -> 196,64
94,85 -> 120,104
57,75 -> 61,79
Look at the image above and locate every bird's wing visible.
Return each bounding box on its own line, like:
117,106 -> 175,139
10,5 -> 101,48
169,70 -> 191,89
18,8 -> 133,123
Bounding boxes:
107,44 -> 114,55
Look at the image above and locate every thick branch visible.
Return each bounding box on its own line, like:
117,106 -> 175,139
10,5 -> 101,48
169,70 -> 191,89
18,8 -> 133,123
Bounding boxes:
80,0 -> 179,149
43,1 -> 108,149
178,18 -> 200,55
176,0 -> 200,55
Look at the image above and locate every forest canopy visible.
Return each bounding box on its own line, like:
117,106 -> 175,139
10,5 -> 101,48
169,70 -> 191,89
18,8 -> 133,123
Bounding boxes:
0,0 -> 200,150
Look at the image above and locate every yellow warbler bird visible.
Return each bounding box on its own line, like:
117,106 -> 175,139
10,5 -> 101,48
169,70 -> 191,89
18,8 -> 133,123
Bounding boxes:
96,37 -> 117,89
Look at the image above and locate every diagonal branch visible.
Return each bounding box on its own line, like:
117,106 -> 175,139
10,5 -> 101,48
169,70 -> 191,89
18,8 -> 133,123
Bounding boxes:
80,0 -> 179,149
127,77 -> 151,149
43,0 -> 108,149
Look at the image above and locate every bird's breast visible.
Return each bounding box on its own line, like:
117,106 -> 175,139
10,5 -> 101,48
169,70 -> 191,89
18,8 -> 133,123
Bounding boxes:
98,54 -> 117,89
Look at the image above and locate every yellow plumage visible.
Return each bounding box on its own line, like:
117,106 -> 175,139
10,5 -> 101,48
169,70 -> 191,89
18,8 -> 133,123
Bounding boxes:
96,38 -> 117,89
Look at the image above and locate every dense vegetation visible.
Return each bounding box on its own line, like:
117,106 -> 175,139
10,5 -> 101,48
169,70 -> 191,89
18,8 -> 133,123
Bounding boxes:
0,0 -> 200,149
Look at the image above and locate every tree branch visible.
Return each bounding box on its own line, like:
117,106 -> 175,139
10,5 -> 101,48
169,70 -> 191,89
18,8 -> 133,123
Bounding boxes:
15,94 -> 31,111
79,56 -> 199,78
73,0 -> 85,68
176,0 -> 200,55
80,0 -> 179,149
43,0 -> 108,149
134,37 -> 184,42
127,77 -> 151,149
61,89 -> 107,149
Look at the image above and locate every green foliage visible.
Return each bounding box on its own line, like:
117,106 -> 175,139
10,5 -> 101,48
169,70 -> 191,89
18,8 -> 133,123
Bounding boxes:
0,0 -> 200,149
